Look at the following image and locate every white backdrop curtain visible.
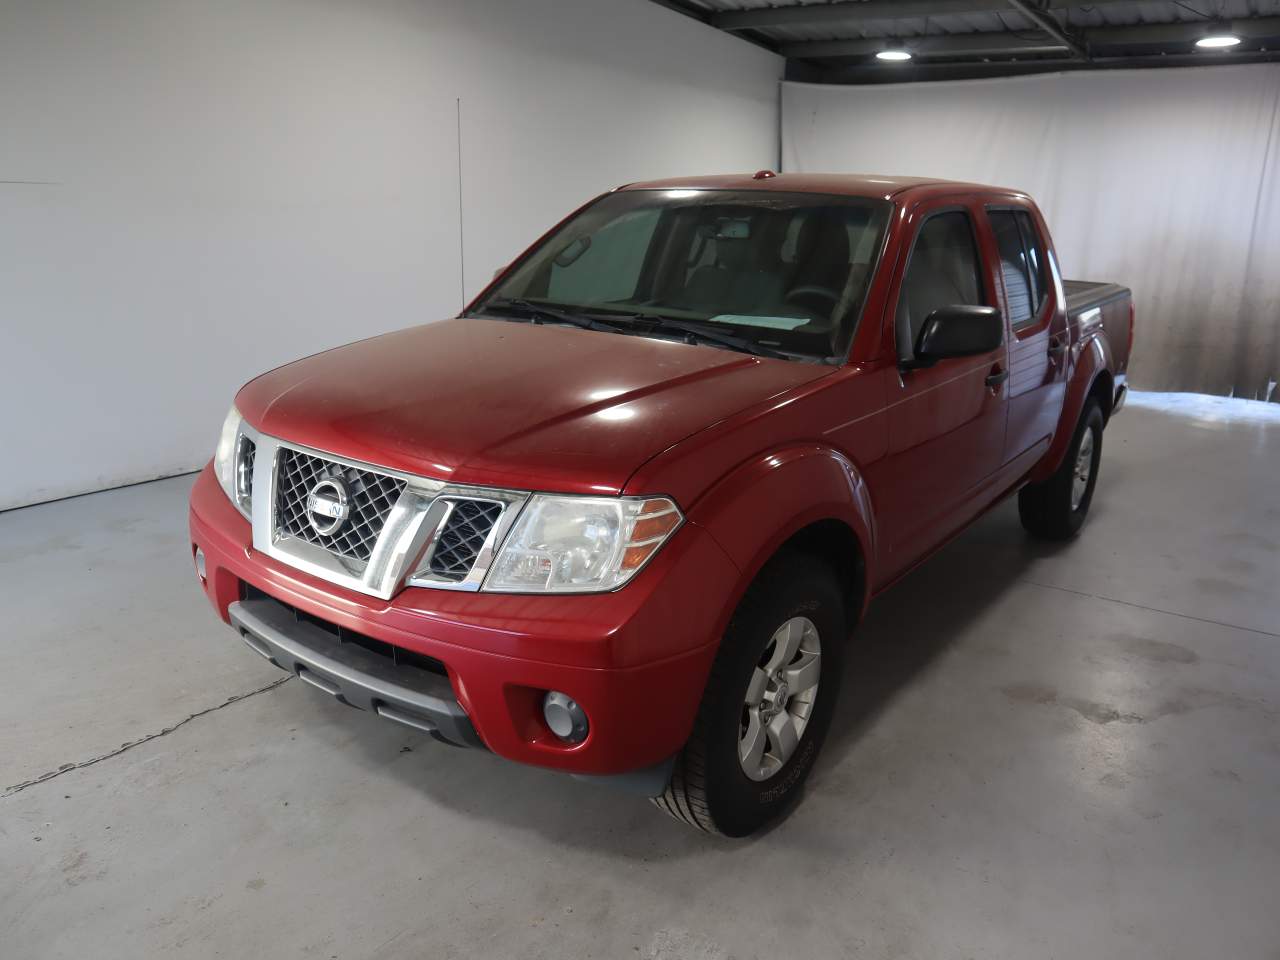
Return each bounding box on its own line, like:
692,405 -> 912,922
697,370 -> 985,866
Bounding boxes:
781,64 -> 1280,400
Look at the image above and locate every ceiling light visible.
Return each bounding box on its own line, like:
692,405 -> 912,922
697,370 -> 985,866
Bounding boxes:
1196,33 -> 1242,49
876,46 -> 913,62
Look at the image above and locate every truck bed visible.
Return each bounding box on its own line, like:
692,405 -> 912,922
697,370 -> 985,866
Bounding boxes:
1063,279 -> 1130,317
1063,279 -> 1133,400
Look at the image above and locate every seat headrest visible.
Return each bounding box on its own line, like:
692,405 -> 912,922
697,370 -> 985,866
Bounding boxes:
794,211 -> 850,268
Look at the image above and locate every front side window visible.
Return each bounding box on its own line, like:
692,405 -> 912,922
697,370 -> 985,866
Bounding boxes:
472,189 -> 893,362
895,210 -> 984,360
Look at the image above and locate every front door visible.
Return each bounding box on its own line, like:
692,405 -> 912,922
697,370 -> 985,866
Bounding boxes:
875,202 -> 1011,578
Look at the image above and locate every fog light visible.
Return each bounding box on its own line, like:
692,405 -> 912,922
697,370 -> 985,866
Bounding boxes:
194,547 -> 207,583
542,691 -> 588,743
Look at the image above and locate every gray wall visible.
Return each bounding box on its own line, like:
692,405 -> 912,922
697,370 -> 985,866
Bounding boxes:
0,0 -> 781,510
782,65 -> 1280,401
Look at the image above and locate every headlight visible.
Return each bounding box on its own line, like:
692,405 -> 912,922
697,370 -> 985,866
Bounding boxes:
483,495 -> 682,593
213,405 -> 249,514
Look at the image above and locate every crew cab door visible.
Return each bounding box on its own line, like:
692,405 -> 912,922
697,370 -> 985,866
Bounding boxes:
985,204 -> 1069,466
875,200 -> 1011,577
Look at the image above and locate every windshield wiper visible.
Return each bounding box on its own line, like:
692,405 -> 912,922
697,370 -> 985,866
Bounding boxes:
603,312 -> 792,361
482,301 -> 795,361
482,298 -> 622,334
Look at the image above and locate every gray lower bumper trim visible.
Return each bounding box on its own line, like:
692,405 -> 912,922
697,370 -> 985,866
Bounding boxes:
228,599 -> 483,749
571,756 -> 676,798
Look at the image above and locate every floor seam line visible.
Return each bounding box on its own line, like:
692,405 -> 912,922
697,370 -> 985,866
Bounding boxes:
2,676 -> 292,798
1017,578 -> 1280,639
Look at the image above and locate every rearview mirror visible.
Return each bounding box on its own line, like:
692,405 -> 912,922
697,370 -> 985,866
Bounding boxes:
910,305 -> 1003,367
553,235 -> 591,268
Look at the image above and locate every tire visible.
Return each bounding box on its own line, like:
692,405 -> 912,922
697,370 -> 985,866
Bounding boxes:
653,551 -> 845,837
1019,399 -> 1104,540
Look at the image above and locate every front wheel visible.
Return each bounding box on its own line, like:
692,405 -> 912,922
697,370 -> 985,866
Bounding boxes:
653,552 -> 845,836
1019,399 -> 1104,540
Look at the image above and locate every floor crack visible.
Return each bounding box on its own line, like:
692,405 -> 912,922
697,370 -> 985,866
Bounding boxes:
1018,578 -> 1280,640
3,676 -> 292,798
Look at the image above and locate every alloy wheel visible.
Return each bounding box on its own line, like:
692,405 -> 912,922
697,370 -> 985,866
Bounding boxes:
738,616 -> 822,782
1071,428 -> 1095,511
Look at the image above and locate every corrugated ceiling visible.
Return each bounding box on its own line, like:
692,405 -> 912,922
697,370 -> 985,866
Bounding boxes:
687,0 -> 1279,36
655,0 -> 1280,81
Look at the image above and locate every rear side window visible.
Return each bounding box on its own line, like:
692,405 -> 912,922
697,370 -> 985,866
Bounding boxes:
989,209 -> 1048,327
896,210 -> 984,357
1016,212 -> 1048,314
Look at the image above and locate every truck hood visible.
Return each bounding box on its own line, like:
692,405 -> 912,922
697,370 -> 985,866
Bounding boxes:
236,317 -> 833,495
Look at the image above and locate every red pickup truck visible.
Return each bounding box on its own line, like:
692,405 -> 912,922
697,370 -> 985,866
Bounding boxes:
190,173 -> 1132,836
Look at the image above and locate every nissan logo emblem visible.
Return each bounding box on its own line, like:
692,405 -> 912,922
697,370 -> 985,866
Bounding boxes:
306,477 -> 351,536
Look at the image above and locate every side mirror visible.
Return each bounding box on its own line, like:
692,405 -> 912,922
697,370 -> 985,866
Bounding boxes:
909,305 -> 1003,367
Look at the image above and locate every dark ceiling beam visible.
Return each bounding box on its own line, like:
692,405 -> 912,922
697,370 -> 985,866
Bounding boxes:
780,15 -> 1280,60
712,0 -> 1126,31
645,0 -> 781,51
813,56 -> 1075,83
1006,0 -> 1088,60
646,0 -> 710,23
1084,16 -> 1280,46
781,30 -> 1067,59
813,47 -> 1280,83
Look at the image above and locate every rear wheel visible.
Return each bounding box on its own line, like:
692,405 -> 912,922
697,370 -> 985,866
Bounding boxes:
1019,399 -> 1104,540
653,552 -> 845,837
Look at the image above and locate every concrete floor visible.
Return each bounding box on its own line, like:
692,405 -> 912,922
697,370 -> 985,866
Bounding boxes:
4,399 -> 1279,959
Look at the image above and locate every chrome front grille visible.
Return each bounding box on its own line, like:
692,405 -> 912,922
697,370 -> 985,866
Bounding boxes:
236,426 -> 529,599
275,448 -> 407,565
428,500 -> 505,582
236,436 -> 257,512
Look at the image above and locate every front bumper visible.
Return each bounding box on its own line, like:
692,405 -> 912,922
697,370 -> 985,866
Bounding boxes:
229,597 -> 483,748
189,464 -> 739,780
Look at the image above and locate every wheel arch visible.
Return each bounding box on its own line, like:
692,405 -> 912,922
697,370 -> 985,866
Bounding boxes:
1029,334 -> 1115,483
1088,368 -> 1115,424
770,518 -> 866,627
688,443 -> 876,636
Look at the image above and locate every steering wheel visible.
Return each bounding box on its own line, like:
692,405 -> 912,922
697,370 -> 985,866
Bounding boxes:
784,285 -> 841,315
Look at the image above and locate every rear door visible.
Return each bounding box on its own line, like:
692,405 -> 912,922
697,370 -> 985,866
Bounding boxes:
876,198 -> 1011,575
985,204 -> 1069,465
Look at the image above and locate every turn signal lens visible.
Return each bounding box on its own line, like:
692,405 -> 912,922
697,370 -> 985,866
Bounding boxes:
620,501 -> 681,572
629,501 -> 681,542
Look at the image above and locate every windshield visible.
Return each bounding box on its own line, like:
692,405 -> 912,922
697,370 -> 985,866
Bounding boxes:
469,189 -> 892,362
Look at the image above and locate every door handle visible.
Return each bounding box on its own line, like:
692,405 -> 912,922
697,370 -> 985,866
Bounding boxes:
985,367 -> 1010,389
1048,334 -> 1068,357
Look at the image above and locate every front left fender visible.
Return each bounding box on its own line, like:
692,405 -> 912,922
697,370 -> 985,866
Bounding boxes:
686,444 -> 877,630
